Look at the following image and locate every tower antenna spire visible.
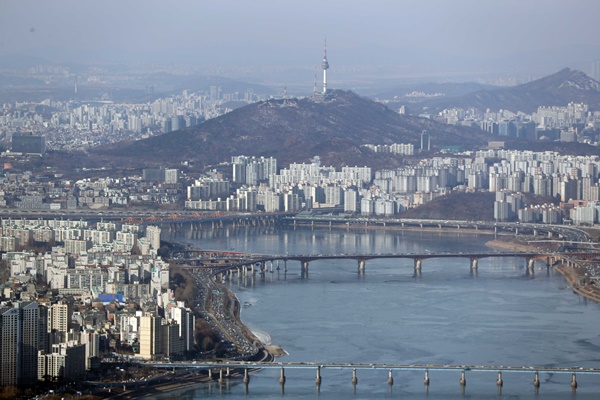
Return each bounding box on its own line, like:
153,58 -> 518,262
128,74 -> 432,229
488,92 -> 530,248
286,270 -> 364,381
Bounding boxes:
321,38 -> 329,95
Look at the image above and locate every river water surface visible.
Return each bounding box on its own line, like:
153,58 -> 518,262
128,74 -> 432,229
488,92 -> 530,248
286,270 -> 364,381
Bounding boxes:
155,226 -> 600,399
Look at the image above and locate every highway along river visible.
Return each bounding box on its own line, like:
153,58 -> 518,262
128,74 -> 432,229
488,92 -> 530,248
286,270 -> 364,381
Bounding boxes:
157,226 -> 600,399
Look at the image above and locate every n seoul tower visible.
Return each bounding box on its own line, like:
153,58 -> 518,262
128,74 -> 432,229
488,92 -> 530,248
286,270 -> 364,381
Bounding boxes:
321,39 -> 329,94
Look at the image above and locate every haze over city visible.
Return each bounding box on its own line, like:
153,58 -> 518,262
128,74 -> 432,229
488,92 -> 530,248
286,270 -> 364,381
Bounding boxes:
2,0 -> 600,82
4,1 -> 600,398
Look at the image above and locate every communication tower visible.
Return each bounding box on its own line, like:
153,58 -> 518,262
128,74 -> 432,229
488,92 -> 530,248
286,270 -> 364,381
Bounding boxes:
322,39 -> 329,94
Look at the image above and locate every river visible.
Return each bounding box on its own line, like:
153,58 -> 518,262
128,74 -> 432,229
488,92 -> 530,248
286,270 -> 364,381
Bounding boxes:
154,226 -> 600,399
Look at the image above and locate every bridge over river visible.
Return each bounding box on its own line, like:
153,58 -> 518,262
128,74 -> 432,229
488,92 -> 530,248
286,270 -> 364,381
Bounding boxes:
168,249 -> 600,392
175,250 -> 600,276
146,360 -> 599,392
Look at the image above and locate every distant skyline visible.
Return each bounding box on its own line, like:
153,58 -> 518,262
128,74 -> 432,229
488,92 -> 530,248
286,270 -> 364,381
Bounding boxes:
2,0 -> 600,80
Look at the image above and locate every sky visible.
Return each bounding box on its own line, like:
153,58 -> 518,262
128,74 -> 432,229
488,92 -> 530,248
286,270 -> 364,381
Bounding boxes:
1,0 -> 600,78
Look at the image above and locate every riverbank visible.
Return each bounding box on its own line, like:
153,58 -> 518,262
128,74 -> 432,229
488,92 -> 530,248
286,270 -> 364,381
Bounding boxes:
219,282 -> 283,361
555,264 -> 600,302
485,236 -> 560,252
486,236 -> 600,303
99,266 -> 282,399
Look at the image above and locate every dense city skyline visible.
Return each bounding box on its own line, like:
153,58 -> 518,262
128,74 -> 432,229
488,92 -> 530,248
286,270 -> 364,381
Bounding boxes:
3,2 -> 600,397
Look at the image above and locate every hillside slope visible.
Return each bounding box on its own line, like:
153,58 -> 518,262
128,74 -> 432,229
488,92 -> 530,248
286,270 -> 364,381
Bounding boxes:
404,68 -> 600,114
96,90 -> 489,168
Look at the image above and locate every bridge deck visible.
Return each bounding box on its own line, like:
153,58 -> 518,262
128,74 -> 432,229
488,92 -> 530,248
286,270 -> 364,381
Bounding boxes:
149,361 -> 600,375
175,251 -> 600,263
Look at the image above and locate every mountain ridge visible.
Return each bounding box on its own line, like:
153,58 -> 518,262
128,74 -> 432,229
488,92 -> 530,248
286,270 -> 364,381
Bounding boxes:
401,68 -> 600,114
95,90 -> 490,168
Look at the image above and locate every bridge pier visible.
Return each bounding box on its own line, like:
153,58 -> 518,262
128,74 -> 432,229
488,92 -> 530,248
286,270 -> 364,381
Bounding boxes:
352,368 -> 358,385
279,367 -> 286,385
270,261 -> 274,273
470,258 -> 479,270
358,260 -> 366,273
316,366 -> 322,386
571,372 -> 577,390
460,370 -> 466,386
424,370 -> 430,386
527,258 -> 535,271
414,259 -> 422,272
533,371 -> 540,389
218,369 -> 224,384
243,368 -> 250,385
388,369 -> 394,386
496,371 -> 503,387
301,261 -> 309,273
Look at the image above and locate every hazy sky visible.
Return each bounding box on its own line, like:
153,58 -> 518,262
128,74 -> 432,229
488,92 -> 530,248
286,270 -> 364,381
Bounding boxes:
1,0 -> 600,76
